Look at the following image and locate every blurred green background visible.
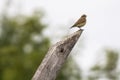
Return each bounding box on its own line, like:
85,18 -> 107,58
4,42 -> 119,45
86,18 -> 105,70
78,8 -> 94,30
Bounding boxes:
0,1 -> 81,80
0,1 -> 120,80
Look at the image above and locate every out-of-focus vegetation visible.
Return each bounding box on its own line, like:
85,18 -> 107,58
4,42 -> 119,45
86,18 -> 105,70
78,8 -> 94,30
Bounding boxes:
0,1 -> 81,80
88,49 -> 120,80
0,7 -> 50,80
1,1 -> 120,80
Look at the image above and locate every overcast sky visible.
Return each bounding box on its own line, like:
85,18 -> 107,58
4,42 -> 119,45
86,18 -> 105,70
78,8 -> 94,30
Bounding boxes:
1,0 -> 120,74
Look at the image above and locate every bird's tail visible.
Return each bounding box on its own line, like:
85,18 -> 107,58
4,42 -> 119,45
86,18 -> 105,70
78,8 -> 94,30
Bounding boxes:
70,26 -> 74,29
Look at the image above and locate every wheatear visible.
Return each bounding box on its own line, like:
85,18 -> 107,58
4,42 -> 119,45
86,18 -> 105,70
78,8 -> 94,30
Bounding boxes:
71,14 -> 87,28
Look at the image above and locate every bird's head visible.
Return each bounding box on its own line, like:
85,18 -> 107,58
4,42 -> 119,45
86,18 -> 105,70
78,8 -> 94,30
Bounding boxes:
81,14 -> 87,18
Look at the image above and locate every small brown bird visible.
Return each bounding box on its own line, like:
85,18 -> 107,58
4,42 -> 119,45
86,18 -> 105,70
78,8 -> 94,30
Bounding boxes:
70,14 -> 87,28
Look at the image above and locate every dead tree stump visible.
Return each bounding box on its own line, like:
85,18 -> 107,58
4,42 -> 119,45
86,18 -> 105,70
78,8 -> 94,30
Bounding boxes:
32,29 -> 83,80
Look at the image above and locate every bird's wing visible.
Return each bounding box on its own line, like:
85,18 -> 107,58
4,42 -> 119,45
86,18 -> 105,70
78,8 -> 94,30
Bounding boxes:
72,17 -> 85,27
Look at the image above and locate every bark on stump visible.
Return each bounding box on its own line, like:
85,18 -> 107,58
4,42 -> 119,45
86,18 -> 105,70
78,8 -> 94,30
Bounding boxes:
32,29 -> 83,80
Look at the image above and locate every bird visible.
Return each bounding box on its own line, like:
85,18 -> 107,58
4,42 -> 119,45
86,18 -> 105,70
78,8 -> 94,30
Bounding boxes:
70,14 -> 87,29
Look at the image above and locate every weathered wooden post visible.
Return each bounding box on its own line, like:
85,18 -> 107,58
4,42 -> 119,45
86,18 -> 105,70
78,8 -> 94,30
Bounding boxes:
32,29 -> 83,80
